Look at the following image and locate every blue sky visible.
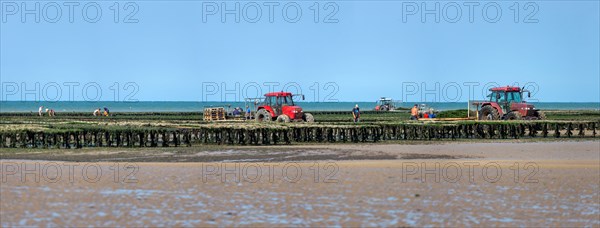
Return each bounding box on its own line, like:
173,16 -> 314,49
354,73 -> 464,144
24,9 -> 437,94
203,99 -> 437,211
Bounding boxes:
1,1 -> 599,102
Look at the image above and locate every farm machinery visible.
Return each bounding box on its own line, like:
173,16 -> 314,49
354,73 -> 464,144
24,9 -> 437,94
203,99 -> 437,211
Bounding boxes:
473,86 -> 545,120
246,92 -> 314,123
374,97 -> 401,111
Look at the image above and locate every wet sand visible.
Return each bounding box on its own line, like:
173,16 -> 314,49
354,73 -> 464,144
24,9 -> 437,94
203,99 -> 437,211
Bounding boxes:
1,140 -> 599,226
1,139 -> 597,163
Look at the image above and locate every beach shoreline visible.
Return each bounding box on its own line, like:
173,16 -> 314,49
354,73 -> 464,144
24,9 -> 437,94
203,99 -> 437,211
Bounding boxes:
2,140 -> 599,227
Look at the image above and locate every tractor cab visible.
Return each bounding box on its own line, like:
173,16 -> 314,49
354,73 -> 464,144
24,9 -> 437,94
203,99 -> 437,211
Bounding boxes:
476,86 -> 544,120
374,97 -> 398,111
487,86 -> 532,115
259,92 -> 303,119
251,92 -> 314,122
487,87 -> 526,103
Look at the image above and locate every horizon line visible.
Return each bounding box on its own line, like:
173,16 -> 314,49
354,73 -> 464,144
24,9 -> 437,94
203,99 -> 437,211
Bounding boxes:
2,100 -> 600,103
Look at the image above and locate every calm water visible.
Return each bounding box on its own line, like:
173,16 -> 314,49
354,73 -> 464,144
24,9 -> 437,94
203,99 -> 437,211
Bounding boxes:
1,101 -> 599,113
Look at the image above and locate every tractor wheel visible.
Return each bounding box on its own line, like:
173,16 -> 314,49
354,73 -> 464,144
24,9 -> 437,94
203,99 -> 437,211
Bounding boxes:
255,109 -> 272,122
303,113 -> 315,123
505,111 -> 522,120
479,105 -> 499,120
276,114 -> 291,123
535,111 -> 546,120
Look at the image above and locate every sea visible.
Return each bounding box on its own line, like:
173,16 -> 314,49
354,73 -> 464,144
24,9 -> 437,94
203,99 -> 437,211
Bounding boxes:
1,101 -> 599,113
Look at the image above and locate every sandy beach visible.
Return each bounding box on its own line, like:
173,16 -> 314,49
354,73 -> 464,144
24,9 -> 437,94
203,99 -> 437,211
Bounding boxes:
1,140 -> 599,226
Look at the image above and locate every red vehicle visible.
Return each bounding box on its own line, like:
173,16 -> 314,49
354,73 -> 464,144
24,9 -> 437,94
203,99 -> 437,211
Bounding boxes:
252,92 -> 314,123
475,86 -> 546,120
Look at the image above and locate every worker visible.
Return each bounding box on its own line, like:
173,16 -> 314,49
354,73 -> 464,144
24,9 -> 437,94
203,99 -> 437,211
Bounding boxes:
38,106 -> 44,116
103,107 -> 110,116
352,104 -> 360,123
93,108 -> 101,116
45,108 -> 55,117
410,104 -> 419,120
233,107 -> 241,116
245,106 -> 251,120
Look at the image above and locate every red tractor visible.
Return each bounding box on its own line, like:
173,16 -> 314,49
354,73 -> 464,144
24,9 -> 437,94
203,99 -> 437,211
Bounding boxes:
250,92 -> 314,123
475,86 -> 546,120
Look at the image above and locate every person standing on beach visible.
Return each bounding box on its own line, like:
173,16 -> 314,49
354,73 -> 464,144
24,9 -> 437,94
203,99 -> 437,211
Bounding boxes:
352,104 -> 360,123
410,104 -> 419,120
245,106 -> 251,120
38,106 -> 44,116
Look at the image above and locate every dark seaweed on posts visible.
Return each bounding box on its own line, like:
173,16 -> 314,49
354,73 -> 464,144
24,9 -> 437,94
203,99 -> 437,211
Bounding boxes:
0,121 -> 597,148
